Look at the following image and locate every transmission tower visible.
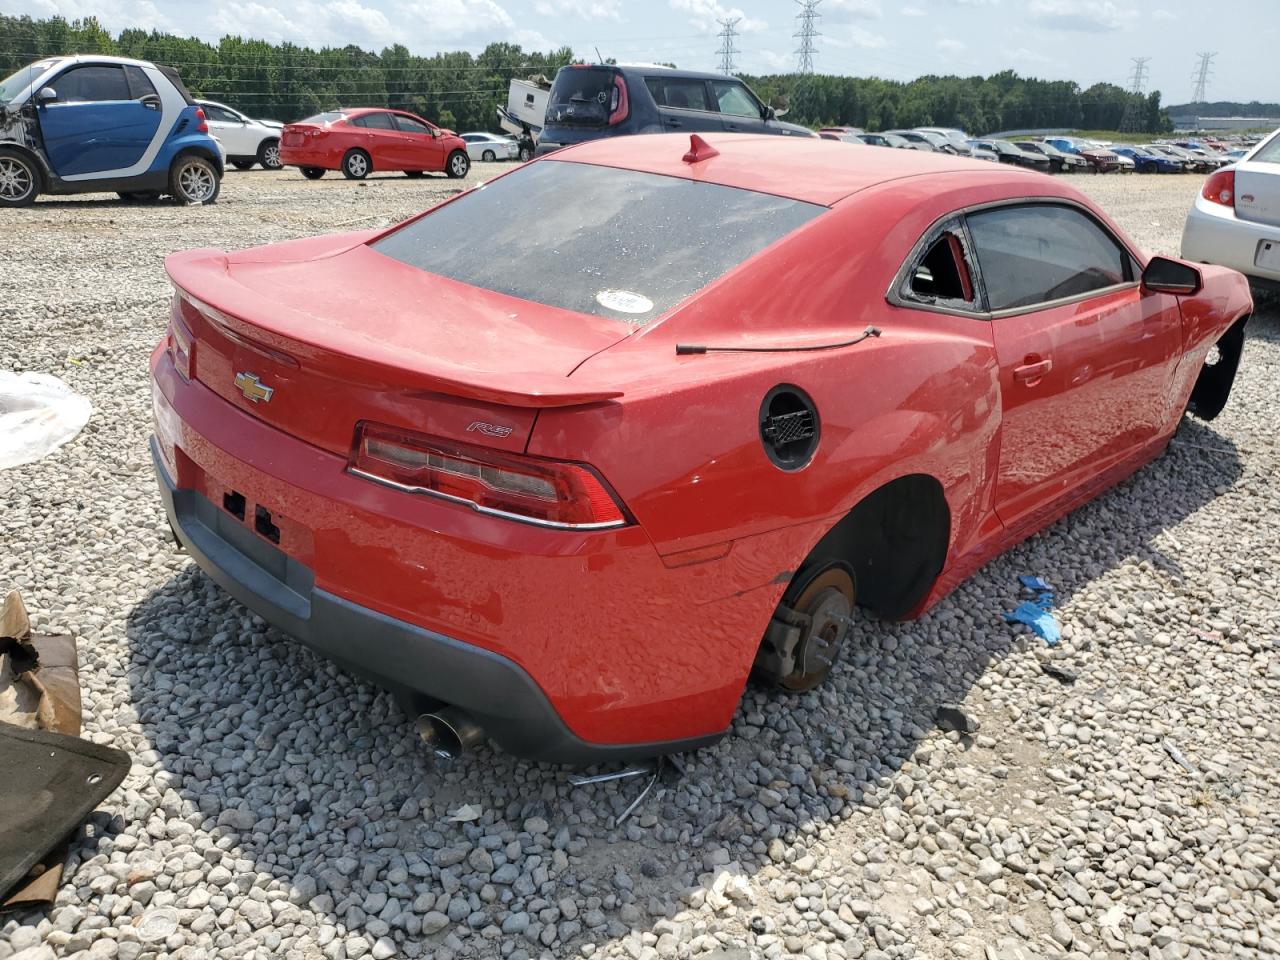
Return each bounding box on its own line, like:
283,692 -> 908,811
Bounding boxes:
794,0 -> 822,75
1191,51 -> 1216,103
1119,56 -> 1150,133
716,17 -> 741,75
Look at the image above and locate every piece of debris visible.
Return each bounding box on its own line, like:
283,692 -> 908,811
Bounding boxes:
567,762 -> 654,786
1041,661 -> 1078,684
1162,738 -> 1200,776
448,803 -> 482,823
136,906 -> 180,942
0,371 -> 92,470
936,703 -> 981,734
1005,601 -> 1061,645
1018,575 -> 1052,593
1,590 -> 129,909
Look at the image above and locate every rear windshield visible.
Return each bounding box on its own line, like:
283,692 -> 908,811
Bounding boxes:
546,68 -> 618,126
300,111 -> 346,124
373,160 -> 824,324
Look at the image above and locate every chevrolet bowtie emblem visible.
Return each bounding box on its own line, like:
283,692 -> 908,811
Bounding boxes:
234,371 -> 274,403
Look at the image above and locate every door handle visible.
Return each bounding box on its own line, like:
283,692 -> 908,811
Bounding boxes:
140,94 -> 161,111
1013,358 -> 1053,383
666,119 -> 682,128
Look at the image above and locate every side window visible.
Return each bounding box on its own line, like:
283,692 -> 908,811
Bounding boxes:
354,112 -> 396,130
392,114 -> 433,134
53,65 -> 130,103
203,105 -> 240,123
124,65 -> 157,100
899,222 -> 975,309
967,205 -> 1131,311
711,81 -> 760,118
644,77 -> 662,104
661,79 -> 711,112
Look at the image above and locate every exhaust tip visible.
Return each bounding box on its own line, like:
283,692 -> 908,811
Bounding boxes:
416,706 -> 485,760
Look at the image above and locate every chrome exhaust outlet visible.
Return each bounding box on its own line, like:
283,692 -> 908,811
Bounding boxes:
416,706 -> 486,760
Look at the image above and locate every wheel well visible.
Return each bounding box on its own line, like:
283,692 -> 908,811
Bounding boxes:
792,474 -> 950,620
0,142 -> 49,188
171,146 -> 222,175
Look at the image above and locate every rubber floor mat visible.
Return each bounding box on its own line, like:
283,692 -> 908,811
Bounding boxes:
0,722 -> 129,902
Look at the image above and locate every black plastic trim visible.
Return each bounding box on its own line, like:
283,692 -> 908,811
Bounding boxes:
151,439 -> 722,764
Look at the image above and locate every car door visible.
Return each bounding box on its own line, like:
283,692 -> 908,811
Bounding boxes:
349,111 -> 399,167
709,80 -> 765,134
965,202 -> 1183,530
37,63 -> 162,176
391,114 -> 445,171
650,77 -> 721,133
203,103 -> 253,157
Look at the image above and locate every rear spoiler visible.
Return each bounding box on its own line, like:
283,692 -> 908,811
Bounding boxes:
166,248 -> 624,410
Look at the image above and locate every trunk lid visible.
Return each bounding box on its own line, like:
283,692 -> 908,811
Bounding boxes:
1234,161 -> 1280,228
166,233 -> 628,457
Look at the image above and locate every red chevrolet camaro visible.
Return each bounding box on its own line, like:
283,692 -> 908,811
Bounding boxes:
278,107 -> 471,181
150,134 -> 1252,763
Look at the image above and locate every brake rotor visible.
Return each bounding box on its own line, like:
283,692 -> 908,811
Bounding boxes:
779,566 -> 855,692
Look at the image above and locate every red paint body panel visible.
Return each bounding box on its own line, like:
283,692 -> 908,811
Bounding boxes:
278,107 -> 466,174
151,133 -> 1254,753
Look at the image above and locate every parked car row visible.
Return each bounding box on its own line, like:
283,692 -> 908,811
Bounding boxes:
0,53 -> 536,207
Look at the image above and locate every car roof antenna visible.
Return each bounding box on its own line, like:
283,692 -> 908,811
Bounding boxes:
683,134 -> 720,164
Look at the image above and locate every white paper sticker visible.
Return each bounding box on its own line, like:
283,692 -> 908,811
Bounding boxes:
595,289 -> 654,315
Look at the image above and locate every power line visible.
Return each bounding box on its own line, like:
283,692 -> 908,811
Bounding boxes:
715,17 -> 741,75
794,0 -> 821,76
1191,51 -> 1215,104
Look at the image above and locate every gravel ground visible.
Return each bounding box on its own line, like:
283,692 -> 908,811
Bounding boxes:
1,167 -> 1277,960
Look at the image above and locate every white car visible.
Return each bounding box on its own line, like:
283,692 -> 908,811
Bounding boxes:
459,132 -> 519,162
197,99 -> 284,170
1182,127 -> 1280,294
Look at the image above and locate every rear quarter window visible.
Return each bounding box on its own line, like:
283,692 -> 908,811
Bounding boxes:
372,161 -> 824,324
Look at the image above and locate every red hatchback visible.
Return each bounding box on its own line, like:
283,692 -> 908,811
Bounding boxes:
151,134 -> 1252,763
278,108 -> 470,180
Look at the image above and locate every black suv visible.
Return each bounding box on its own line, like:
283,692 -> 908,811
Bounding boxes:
536,64 -> 814,154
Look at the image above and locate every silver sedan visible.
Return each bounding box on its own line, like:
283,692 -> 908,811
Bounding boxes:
460,132 -> 520,162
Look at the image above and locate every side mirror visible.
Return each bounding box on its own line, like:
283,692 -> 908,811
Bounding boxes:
764,105 -> 776,121
1142,256 -> 1202,296
36,86 -> 57,103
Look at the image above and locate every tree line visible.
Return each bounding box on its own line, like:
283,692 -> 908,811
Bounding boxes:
1168,100 -> 1280,119
1,14 -> 1172,135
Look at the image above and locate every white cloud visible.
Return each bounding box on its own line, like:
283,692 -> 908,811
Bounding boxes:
6,0 -> 178,34
668,0 -> 766,34
825,0 -> 882,20
822,25 -> 888,49
850,26 -> 888,49
533,0 -> 622,21
1152,8 -> 1176,19
1009,46 -> 1049,64
1029,0 -> 1137,32
900,5 -> 925,15
936,37 -> 966,54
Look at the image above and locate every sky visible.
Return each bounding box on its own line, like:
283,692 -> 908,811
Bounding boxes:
3,0 -> 1277,105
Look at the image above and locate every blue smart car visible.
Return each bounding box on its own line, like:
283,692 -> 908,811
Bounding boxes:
0,55 -> 223,207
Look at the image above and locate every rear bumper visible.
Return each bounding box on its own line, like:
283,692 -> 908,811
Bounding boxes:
1182,197 -> 1280,284
152,439 -> 719,764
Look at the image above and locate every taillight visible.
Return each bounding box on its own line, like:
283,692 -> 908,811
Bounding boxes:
1202,169 -> 1235,207
195,107 -> 208,133
608,75 -> 629,125
168,298 -> 194,380
349,423 -> 629,529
